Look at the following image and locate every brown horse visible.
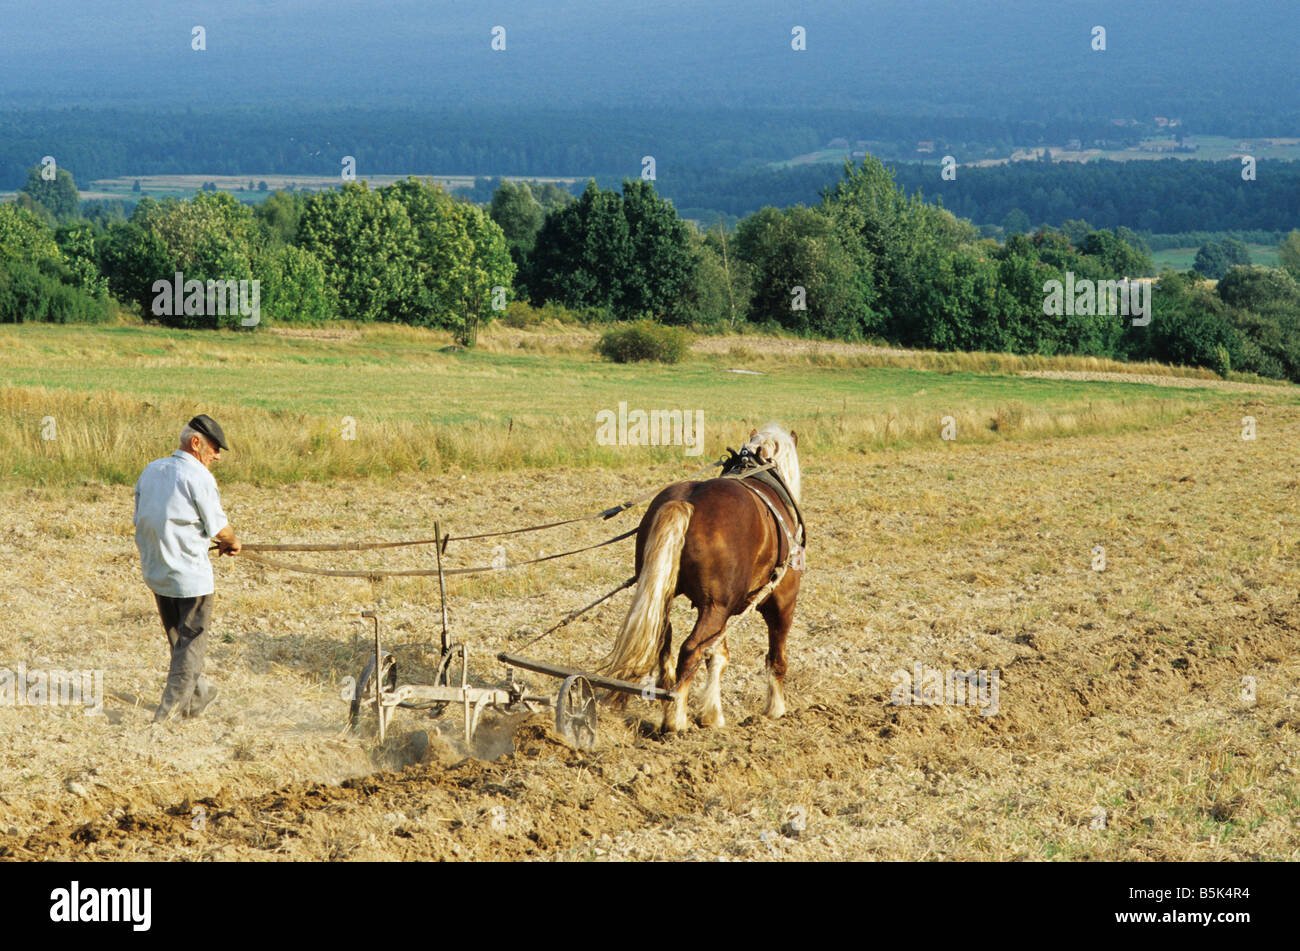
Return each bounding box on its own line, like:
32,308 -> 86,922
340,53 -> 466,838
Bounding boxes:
600,425 -> 804,732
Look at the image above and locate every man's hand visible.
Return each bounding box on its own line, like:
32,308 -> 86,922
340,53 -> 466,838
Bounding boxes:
213,524 -> 241,556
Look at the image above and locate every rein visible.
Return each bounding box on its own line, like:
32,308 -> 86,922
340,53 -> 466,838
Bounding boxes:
213,443 -> 802,664
220,455 -> 777,580
230,453 -> 743,557
233,526 -> 639,581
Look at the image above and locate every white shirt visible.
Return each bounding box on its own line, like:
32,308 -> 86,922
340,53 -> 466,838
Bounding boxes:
133,451 -> 229,598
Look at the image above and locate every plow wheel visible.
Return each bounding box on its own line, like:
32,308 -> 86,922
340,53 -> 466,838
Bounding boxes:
555,675 -> 597,750
349,650 -> 398,735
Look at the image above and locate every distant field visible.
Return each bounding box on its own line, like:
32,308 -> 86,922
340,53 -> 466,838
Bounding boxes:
1152,244 -> 1282,271
776,134 -> 1300,170
769,148 -> 861,169
80,172 -> 584,203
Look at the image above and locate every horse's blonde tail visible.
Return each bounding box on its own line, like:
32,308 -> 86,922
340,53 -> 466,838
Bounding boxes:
600,501 -> 694,683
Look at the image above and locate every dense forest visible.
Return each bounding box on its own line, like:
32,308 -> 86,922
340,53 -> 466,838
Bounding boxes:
633,158 -> 1300,234
5,156 -> 1300,385
0,106 -> 1142,192
8,107 -> 1296,237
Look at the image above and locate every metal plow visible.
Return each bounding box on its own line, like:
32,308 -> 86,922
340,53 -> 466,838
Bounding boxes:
347,611 -> 674,751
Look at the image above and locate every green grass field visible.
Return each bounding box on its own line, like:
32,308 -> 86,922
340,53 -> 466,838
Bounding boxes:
2,323 -> 1294,485
1151,244 -> 1281,272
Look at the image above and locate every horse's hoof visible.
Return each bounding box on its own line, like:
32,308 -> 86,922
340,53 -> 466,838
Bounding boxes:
661,713 -> 690,733
700,710 -> 726,728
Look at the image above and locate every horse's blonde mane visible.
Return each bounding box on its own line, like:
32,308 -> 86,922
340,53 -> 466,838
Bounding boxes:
744,423 -> 801,504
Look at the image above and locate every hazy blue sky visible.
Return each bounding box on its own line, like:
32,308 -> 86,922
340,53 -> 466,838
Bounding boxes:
2,1 -> 1296,117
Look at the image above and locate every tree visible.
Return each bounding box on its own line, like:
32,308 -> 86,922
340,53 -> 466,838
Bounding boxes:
528,180 -> 632,314
0,258 -> 112,324
675,225 -> 746,329
97,221 -> 176,315
909,246 -> 1011,352
1221,237 -> 1252,268
1060,219 -> 1093,246
1194,238 -> 1251,281
253,244 -> 336,325
1277,230 -> 1300,280
439,201 -> 515,345
14,193 -> 56,226
702,221 -> 750,328
0,201 -> 109,325
119,191 -> 262,327
1193,242 -> 1232,280
489,181 -> 545,283
490,181 -> 545,251
0,203 -> 61,264
528,180 -> 694,321
1080,229 -> 1154,277
80,200 -> 128,227
55,224 -> 108,296
821,155 -> 969,339
297,182 -> 418,322
1216,266 -> 1300,315
20,165 -> 79,221
530,182 -> 575,213
381,177 -> 515,340
1114,226 -> 1151,258
618,179 -> 695,320
255,190 -> 307,246
1002,208 -> 1031,235
733,205 -> 870,338
143,191 -> 260,275
1141,275 -> 1242,377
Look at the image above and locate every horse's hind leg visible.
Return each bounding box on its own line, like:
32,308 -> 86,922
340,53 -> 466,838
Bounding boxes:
758,589 -> 796,719
700,636 -> 729,728
655,620 -> 674,692
664,605 -> 728,733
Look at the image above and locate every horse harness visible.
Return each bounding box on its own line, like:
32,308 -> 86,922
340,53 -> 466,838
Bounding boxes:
719,446 -> 807,603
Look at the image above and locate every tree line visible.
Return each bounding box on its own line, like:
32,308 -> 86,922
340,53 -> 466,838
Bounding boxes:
650,157 -> 1300,235
4,157 -> 1300,382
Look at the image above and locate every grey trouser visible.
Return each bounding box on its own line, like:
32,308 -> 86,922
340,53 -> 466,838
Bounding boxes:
153,593 -> 215,722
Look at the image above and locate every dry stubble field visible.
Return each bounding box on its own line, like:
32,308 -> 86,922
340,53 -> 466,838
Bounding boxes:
2,391 -> 1299,861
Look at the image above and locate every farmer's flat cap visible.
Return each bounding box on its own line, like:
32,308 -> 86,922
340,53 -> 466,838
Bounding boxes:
188,414 -> 230,451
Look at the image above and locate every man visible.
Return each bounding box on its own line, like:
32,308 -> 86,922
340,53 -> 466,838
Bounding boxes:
133,414 -> 240,723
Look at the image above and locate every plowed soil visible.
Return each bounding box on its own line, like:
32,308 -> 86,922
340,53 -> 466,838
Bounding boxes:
2,402 -> 1298,860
